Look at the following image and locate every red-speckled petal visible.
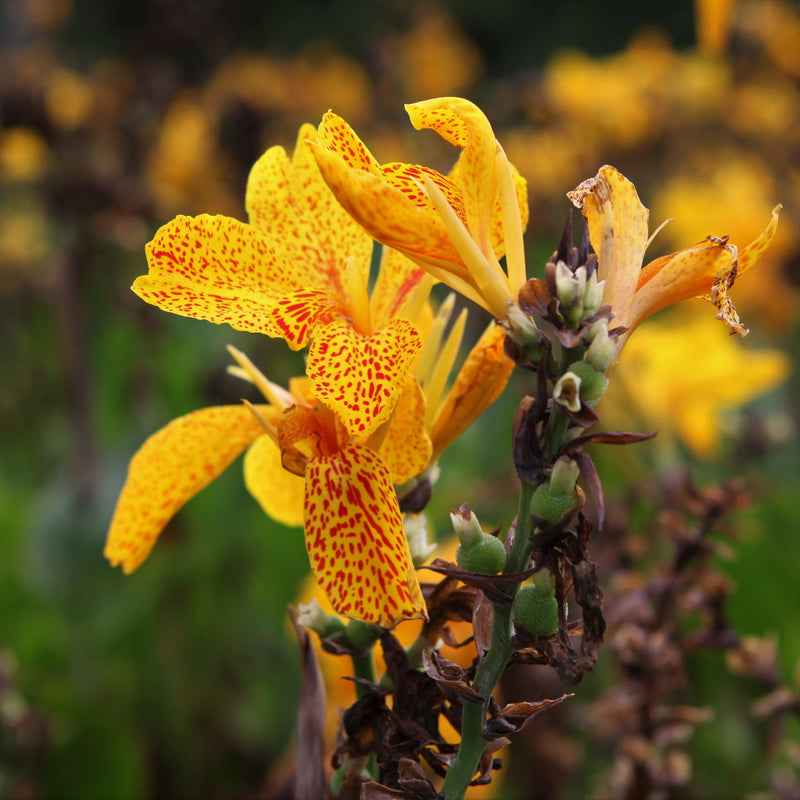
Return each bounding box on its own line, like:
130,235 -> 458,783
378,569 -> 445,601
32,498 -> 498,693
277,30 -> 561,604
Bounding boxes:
245,124 -> 373,302
370,247 -> 428,330
276,405 -> 327,476
244,434 -> 305,527
269,288 -> 345,350
311,141 -> 463,271
406,98 -> 498,251
105,405 -> 268,573
304,442 -> 426,625
379,376 -> 432,484
317,111 -> 383,175
307,318 -> 423,438
135,214 -> 298,335
430,323 -> 514,462
381,162 -> 466,222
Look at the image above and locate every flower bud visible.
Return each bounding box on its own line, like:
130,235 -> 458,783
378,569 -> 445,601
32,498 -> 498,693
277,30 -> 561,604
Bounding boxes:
583,271 -> 605,317
531,483 -> 577,523
549,457 -> 580,495
566,360 -> 609,405
553,371 -> 582,412
512,584 -> 558,636
450,504 -> 483,547
296,598 -> 346,639
585,320 -> 617,372
504,301 -> 545,360
404,513 -> 436,567
555,262 -> 587,326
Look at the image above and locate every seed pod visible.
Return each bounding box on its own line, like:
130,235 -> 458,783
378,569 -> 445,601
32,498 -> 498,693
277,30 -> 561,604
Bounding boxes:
512,585 -> 559,636
455,533 -> 507,574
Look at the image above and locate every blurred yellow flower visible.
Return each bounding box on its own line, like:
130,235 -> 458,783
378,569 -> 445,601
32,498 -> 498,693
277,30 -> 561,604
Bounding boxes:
0,128 -> 51,181
602,304 -> 790,457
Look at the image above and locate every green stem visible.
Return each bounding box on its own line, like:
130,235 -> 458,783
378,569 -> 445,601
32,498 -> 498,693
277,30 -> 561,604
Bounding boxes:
441,481 -> 536,800
351,651 -> 375,699
542,405 -> 570,462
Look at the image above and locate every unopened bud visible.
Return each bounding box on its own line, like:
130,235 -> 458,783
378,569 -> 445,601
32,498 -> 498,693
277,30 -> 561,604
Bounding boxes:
583,271 -> 605,317
555,262 -> 587,325
550,457 -> 580,494
296,599 -> 346,639
404,513 -> 437,567
451,504 -> 483,547
504,301 -> 545,359
553,371 -> 582,412
585,320 -> 617,372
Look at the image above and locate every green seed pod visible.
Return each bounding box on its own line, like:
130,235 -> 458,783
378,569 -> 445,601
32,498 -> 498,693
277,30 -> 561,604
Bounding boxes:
512,585 -> 559,636
567,359 -> 609,405
531,484 -> 576,523
455,533 -> 507,574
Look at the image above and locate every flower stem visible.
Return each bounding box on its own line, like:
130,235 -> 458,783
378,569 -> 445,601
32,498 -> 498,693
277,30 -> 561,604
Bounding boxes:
441,481 -> 535,800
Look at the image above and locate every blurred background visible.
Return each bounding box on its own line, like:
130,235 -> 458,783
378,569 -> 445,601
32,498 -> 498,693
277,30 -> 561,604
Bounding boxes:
1,0 -> 799,797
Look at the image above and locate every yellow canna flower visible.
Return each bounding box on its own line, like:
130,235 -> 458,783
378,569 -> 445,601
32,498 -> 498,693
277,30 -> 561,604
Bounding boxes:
134,123 -> 425,439
311,97 -> 529,320
568,164 -> 780,347
105,346 -> 428,627
602,305 -> 790,457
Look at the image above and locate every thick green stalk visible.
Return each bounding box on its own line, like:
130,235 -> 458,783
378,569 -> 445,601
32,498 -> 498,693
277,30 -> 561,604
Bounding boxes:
441,481 -> 536,800
351,651 -> 375,699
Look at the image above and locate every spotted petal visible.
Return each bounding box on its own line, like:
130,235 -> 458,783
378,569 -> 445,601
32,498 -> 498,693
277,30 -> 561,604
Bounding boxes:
105,405 -> 267,573
304,442 -> 426,625
307,318 -> 423,438
136,214 -> 301,335
370,247 -> 428,330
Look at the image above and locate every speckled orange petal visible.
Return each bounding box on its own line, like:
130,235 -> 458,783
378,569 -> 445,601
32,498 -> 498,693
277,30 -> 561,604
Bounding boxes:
406,98 -> 498,252
136,214 -> 299,336
382,162 -> 467,223
430,323 -> 513,462
629,239 -> 738,330
304,442 -> 426,625
307,318 -> 423,438
737,206 -> 781,277
312,143 -> 462,270
370,247 -> 428,330
379,376 -> 432,484
105,405 -> 267,574
269,288 -> 345,350
317,111 -> 383,175
276,405 -> 328,475
569,166 -> 649,326
244,434 -> 305,527
246,124 -> 373,300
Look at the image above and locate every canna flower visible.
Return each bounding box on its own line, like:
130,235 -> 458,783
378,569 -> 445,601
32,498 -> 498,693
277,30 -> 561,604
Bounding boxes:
134,123 -> 426,439
105,346 -> 428,627
311,97 -> 530,320
568,164 -> 780,347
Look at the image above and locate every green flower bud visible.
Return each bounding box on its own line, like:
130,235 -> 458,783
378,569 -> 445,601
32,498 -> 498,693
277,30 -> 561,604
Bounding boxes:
456,533 -> 507,574
567,359 -> 609,406
531,483 -> 576,523
585,320 -> 617,372
512,585 -> 559,636
346,618 -> 382,651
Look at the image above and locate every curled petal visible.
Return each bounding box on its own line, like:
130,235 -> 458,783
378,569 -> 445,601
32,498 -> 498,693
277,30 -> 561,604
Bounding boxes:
244,434 -> 305,527
430,323 -> 514,461
379,376 -> 433,484
307,318 -> 423,438
136,214 -> 299,335
105,406 -> 267,573
304,443 -> 426,625
269,288 -> 345,350
569,165 -> 649,327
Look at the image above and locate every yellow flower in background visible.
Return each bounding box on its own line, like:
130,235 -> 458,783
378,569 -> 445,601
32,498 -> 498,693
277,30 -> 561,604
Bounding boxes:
603,304 -> 790,457
568,165 -> 780,346
312,97 -> 529,319
105,348 -> 428,627
136,123 -> 425,439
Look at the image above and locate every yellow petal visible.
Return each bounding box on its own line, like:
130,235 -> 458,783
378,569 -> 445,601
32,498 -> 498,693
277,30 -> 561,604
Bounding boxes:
246,124 -> 373,304
569,165 -> 649,327
307,318 -> 423,438
304,442 -> 426,625
379,376 -> 433,484
105,405 -> 267,573
244,435 -> 305,527
370,247 -> 428,330
269,288 -> 345,350
312,142 -> 462,270
136,214 -> 297,336
316,111 -> 383,175
629,238 -> 736,330
430,323 -> 513,461
489,160 -> 529,262
406,98 -> 498,252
